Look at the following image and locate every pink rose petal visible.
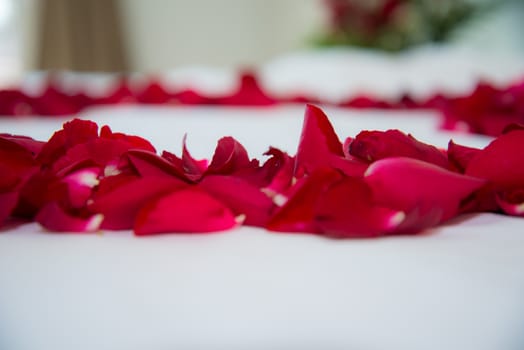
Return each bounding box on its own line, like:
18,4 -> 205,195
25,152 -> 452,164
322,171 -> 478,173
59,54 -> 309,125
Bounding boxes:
134,188 -> 238,235
61,167 -> 100,209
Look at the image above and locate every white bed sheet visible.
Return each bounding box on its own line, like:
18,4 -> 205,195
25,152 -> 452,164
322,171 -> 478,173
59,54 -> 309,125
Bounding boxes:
0,106 -> 523,350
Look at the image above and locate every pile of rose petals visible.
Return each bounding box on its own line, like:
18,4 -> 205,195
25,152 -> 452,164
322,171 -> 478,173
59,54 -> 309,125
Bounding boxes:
1,105 -> 523,238
1,73 -> 523,137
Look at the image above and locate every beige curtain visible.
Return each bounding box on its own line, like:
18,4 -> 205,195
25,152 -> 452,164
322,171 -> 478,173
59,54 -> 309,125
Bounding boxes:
37,0 -> 128,72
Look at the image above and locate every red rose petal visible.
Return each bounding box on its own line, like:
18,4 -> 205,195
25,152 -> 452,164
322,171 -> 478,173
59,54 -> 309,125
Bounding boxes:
259,147 -> 295,195
296,104 -> 367,177
365,157 -> 486,225
37,118 -> 99,166
100,125 -> 156,153
136,81 -> 172,104
315,177 -> 405,238
200,175 -> 274,226
217,73 -> 276,106
350,129 -> 449,169
89,176 -> 186,230
134,188 -> 237,235
447,140 -> 481,173
61,167 -> 100,209
0,191 -> 19,225
496,188 -> 524,217
0,134 -> 44,156
267,168 -> 342,234
125,149 -> 189,181
161,135 -> 208,182
36,202 -> 103,232
466,129 -> 524,189
206,136 -> 255,175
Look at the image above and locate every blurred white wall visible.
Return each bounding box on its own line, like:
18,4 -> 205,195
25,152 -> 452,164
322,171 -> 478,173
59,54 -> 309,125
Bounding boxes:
7,0 -> 524,76
119,0 -> 324,71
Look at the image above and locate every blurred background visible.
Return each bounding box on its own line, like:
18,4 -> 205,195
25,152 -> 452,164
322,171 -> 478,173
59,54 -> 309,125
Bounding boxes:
0,0 -> 523,82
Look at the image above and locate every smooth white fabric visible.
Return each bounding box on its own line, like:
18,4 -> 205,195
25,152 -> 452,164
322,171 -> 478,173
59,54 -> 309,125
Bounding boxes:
1,105 -> 523,350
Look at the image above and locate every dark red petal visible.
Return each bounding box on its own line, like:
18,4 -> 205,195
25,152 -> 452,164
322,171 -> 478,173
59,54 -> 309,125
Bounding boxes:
365,157 -> 486,225
0,191 -> 19,225
315,177 -> 405,238
32,85 -> 81,115
100,125 -> 156,153
298,104 -> 343,158
181,135 -> 208,178
466,130 -> 524,189
447,140 -> 482,173
37,118 -> 99,166
296,104 -> 367,177
350,129 -> 449,169
200,175 -> 274,227
161,135 -> 208,182
206,136 -> 254,175
99,80 -> 135,104
496,188 -> 524,217
15,171 -> 59,218
134,188 -> 237,235
260,148 -> 295,195
126,149 -> 189,181
136,81 -> 173,104
267,168 -> 342,234
51,138 -> 139,174
0,134 -> 44,156
89,176 -> 186,230
502,123 -> 524,134
36,202 -> 103,232
217,72 -> 275,106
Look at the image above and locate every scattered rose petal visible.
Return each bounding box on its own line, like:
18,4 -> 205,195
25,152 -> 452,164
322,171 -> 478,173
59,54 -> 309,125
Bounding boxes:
496,188 -> 524,217
315,177 -> 405,238
267,168 -> 342,234
447,140 -> 481,173
36,202 -> 103,232
296,104 -> 367,177
134,188 -> 237,235
365,157 -> 486,226
0,191 -> 19,224
200,175 -> 274,226
466,129 -> 524,189
206,136 -> 256,175
89,176 -> 186,230
161,135 -> 208,182
350,129 -> 449,169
